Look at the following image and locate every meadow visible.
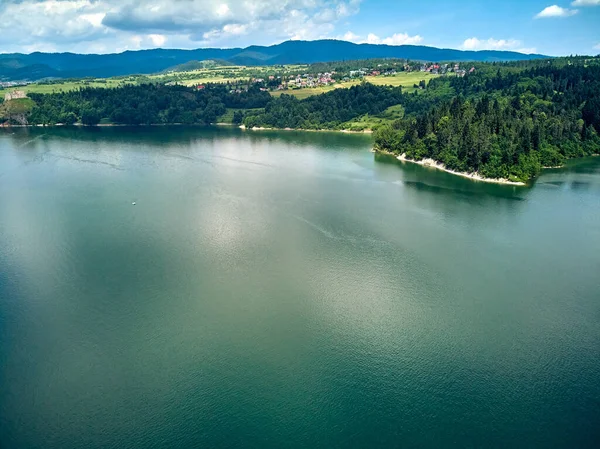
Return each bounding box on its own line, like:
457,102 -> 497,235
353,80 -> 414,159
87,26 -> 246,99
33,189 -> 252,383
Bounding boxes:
270,72 -> 439,99
1,68 -> 438,103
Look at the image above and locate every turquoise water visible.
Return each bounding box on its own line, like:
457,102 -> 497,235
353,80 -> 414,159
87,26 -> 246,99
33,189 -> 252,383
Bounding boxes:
1,127 -> 599,448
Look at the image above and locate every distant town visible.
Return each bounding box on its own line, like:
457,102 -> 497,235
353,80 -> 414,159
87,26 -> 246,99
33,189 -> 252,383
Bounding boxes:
1,59 -> 477,103
195,61 -> 474,93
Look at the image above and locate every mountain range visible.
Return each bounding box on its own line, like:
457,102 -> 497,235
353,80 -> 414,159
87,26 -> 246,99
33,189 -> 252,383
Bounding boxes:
0,39 -> 549,82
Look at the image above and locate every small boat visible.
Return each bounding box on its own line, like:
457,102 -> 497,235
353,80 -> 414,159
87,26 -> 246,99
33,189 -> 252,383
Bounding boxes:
132,201 -> 136,205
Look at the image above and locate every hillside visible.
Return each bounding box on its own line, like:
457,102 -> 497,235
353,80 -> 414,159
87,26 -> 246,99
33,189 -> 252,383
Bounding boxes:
0,40 -> 548,82
162,59 -> 235,73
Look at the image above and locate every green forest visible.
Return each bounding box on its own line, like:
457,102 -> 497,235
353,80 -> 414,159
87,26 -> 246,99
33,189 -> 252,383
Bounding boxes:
372,62 -> 600,182
245,58 -> 600,182
24,85 -> 271,126
2,56 -> 599,182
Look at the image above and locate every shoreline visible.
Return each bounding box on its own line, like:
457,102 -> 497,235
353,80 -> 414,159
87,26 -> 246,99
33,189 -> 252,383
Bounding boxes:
1,123 -> 192,128
1,122 -> 373,134
239,124 -> 373,134
375,149 -> 526,186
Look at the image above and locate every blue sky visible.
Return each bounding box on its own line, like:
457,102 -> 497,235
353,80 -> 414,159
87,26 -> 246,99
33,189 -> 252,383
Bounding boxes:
347,0 -> 600,55
0,0 -> 598,55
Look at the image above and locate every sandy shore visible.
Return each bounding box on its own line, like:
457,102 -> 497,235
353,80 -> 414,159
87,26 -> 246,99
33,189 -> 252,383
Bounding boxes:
374,149 -> 526,186
397,153 -> 526,186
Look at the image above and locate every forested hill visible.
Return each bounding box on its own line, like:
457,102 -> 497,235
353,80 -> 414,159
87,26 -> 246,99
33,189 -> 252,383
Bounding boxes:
245,59 -> 600,182
0,40 -> 547,81
244,84 -> 408,129
373,63 -> 600,182
25,85 -> 271,126
4,57 -> 600,183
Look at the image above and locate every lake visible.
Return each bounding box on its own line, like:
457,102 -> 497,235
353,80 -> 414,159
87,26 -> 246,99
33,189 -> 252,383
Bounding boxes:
1,127 -> 599,448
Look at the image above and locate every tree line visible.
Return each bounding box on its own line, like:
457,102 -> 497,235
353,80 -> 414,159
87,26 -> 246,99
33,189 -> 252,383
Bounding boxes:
25,84 -> 271,126
5,56 -> 600,182
243,83 -> 408,129
374,61 -> 600,182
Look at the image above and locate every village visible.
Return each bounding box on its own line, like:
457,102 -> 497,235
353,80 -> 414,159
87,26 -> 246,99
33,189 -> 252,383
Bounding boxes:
226,61 -> 474,94
1,60 -> 476,102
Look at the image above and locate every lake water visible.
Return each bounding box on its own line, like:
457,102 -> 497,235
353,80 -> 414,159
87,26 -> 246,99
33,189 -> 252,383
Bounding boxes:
1,127 -> 599,448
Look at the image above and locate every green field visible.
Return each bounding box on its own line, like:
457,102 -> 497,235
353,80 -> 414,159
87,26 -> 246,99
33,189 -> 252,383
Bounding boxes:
270,72 -> 439,99
176,77 -> 237,87
270,80 -> 361,99
339,104 -> 406,131
0,78 -> 129,96
365,71 -> 439,88
0,69 -> 439,102
0,64 -> 310,96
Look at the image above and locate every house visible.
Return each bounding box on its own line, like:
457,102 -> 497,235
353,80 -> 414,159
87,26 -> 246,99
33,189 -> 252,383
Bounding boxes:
349,70 -> 366,78
196,85 -> 205,90
469,67 -> 476,74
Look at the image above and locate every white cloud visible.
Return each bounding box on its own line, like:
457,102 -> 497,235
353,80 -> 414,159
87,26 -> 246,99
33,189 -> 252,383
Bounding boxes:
0,0 -> 363,53
460,37 -> 537,54
215,4 -> 231,17
222,24 -> 248,36
130,36 -> 143,49
535,5 -> 579,18
341,31 -> 361,42
513,47 -> 537,55
380,33 -> 424,45
148,34 -> 167,47
366,33 -> 381,44
461,37 -> 521,50
516,47 -> 538,54
80,13 -> 106,28
594,43 -> 600,50
341,31 -> 423,45
571,0 -> 600,5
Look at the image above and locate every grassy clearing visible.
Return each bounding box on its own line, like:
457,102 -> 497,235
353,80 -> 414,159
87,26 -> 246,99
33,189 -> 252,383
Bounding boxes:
177,77 -> 237,87
270,80 -> 361,99
365,71 -> 439,88
0,69 -> 440,104
270,73 -> 439,100
0,79 -> 127,96
0,64 -> 310,96
340,104 -> 407,131
216,107 -> 264,124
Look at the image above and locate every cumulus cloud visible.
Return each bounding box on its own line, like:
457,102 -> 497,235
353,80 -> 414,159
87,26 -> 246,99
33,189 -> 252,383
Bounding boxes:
461,38 -> 517,50
515,47 -> 538,54
341,31 -> 423,45
460,37 -> 536,54
535,5 -> 579,18
571,0 -> 600,5
0,0 -> 362,53
340,31 -> 361,42
148,34 -> 167,46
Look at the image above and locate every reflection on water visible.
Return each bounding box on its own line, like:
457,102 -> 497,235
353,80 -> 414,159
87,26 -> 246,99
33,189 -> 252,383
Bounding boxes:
1,127 -> 599,449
